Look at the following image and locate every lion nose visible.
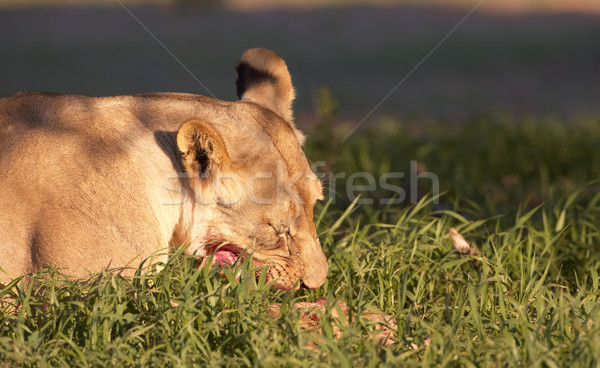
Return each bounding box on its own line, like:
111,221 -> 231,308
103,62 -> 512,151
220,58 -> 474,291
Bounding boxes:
301,248 -> 328,289
302,264 -> 328,289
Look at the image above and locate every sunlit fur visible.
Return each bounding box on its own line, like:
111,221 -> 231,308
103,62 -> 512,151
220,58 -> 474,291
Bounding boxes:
0,49 -> 326,290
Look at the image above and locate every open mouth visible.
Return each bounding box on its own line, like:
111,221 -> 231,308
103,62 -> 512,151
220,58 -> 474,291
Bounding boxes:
196,240 -> 297,290
197,241 -> 244,269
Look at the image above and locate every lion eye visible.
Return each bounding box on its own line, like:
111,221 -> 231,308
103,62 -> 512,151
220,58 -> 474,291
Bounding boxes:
268,222 -> 289,236
279,225 -> 290,235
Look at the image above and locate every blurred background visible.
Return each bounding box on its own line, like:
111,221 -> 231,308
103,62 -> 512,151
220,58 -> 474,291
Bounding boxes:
1,0 -> 599,211
1,0 -> 599,125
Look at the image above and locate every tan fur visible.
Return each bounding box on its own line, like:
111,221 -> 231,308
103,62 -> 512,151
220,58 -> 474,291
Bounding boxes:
177,119 -> 232,174
0,49 -> 327,290
236,48 -> 305,145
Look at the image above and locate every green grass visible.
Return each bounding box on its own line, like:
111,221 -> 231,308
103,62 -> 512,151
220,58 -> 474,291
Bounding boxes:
2,114 -> 600,366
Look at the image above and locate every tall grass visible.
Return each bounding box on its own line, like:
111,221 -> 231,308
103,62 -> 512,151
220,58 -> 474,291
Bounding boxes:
2,114 -> 599,366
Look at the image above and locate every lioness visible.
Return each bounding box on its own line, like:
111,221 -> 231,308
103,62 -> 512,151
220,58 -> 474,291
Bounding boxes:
0,48 -> 327,290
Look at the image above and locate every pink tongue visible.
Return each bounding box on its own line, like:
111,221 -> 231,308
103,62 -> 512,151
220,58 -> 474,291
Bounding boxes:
212,249 -> 237,267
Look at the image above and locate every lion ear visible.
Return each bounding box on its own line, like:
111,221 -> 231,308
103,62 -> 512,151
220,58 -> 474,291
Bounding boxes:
236,48 -> 305,145
176,119 -> 231,177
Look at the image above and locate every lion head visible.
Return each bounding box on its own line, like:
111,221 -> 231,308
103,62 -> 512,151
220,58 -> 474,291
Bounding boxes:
0,49 -> 327,291
172,49 -> 327,290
